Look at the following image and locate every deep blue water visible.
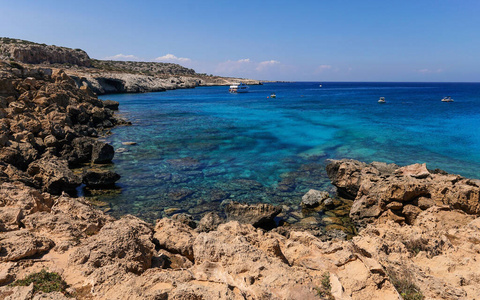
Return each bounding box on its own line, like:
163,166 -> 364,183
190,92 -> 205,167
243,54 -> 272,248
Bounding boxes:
99,82 -> 480,221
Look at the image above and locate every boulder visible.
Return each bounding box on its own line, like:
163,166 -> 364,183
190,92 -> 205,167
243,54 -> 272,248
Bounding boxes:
82,170 -> 121,188
224,202 -> 282,229
301,189 -> 330,208
102,100 -> 119,110
69,215 -> 155,275
154,218 -> 198,261
91,141 -> 114,164
196,212 -> 224,233
0,230 -> 54,262
27,157 -> 81,195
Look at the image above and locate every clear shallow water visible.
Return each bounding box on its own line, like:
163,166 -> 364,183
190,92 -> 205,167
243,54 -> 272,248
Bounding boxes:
99,82 -> 480,221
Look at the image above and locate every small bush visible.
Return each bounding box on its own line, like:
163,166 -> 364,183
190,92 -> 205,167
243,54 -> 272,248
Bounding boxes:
10,269 -> 69,295
316,272 -> 334,300
386,267 -> 424,300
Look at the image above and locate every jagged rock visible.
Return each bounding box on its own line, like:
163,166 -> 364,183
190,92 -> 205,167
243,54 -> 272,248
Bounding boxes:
0,284 -> 35,300
91,141 -> 114,164
326,159 -> 480,228
51,195 -> 114,234
82,170 -> 120,188
27,157 -> 81,195
196,212 -> 224,233
0,230 -> 54,261
224,201 -> 282,229
102,100 -> 119,110
301,189 -> 330,208
0,207 -> 22,231
171,213 -> 196,229
0,38 -> 91,66
154,218 -> 198,261
0,182 -> 52,215
69,215 -> 154,275
0,162 -> 38,187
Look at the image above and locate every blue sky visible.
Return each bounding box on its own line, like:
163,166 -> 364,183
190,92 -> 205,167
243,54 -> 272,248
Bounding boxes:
1,0 -> 479,81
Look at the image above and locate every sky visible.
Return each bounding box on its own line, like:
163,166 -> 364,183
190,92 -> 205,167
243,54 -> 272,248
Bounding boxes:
1,0 -> 479,82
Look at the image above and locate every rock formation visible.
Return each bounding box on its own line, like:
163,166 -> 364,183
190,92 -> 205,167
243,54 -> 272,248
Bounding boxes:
326,159 -> 480,228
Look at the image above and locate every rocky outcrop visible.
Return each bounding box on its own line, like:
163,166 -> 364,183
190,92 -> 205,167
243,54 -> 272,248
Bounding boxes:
27,157 -> 81,195
0,38 -> 91,67
82,170 -> 121,188
327,159 -> 480,228
69,216 -> 155,275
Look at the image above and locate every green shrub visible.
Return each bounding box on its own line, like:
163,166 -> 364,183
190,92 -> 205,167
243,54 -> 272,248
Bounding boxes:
316,272 -> 334,300
10,269 -> 69,295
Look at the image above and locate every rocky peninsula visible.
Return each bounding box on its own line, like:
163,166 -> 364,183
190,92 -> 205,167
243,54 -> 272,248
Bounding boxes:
1,39 -> 480,299
0,38 -> 261,95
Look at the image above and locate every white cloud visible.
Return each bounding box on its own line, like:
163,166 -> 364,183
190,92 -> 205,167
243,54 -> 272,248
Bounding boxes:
417,68 -> 443,74
155,54 -> 191,63
214,58 -> 283,78
215,58 -> 253,73
104,54 -> 141,61
316,64 -> 333,72
256,60 -> 280,71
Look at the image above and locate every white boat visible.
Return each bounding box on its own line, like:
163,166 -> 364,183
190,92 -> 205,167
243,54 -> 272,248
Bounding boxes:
441,96 -> 454,102
270,93 -> 276,98
378,97 -> 386,103
229,82 -> 249,93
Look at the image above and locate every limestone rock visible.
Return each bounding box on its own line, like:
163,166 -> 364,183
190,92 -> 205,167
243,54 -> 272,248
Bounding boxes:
301,189 -> 330,208
225,201 -> 281,229
69,215 -> 155,275
196,212 -> 224,233
154,218 -> 198,261
82,170 -> 120,188
0,230 -> 54,261
326,159 -> 480,228
27,157 -> 81,195
91,141 -> 114,164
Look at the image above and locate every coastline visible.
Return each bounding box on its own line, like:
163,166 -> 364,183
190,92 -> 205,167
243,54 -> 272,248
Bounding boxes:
1,40 -> 480,299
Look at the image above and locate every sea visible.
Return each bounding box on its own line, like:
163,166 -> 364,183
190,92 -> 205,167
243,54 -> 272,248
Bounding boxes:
97,82 -> 480,222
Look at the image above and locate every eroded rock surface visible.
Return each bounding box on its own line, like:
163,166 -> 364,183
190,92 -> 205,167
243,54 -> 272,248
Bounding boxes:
327,159 -> 480,228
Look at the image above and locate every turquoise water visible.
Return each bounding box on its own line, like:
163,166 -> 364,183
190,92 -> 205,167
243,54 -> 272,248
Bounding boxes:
100,82 -> 480,221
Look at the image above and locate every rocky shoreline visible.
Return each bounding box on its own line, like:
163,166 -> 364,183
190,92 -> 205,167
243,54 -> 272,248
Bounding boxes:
1,41 -> 480,299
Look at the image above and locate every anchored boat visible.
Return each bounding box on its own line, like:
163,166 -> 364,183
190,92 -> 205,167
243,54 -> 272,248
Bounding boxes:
441,96 -> 454,102
229,82 -> 249,93
378,97 -> 386,103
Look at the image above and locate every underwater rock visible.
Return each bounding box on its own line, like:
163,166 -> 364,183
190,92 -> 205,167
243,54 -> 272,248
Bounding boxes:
166,157 -> 204,171
168,188 -> 194,201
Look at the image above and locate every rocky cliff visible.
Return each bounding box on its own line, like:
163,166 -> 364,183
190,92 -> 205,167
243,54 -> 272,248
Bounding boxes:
0,38 -> 91,67
0,38 -> 262,95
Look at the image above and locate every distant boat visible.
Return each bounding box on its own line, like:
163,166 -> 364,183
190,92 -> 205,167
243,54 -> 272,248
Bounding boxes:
378,97 -> 386,103
441,96 -> 454,102
319,84 -> 322,87
270,93 -> 276,98
229,82 -> 249,93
